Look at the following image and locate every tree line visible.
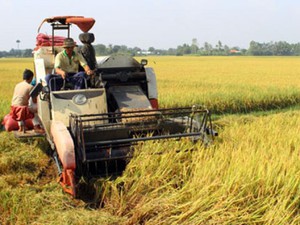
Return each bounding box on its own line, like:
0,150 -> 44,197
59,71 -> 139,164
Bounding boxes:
2,40 -> 300,58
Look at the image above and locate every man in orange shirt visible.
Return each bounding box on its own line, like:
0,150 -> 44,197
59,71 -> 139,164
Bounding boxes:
10,69 -> 44,133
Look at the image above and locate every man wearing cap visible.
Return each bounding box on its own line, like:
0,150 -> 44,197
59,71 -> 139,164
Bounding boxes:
45,38 -> 94,91
10,69 -> 44,133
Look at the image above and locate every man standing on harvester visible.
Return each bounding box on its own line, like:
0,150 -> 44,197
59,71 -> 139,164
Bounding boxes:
45,38 -> 94,91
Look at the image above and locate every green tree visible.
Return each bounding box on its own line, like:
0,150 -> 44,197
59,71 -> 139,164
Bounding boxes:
148,47 -> 155,53
203,42 -> 213,55
217,40 -> 223,51
247,41 -> 263,55
112,45 -> 121,53
274,41 -> 292,55
94,44 -> 106,55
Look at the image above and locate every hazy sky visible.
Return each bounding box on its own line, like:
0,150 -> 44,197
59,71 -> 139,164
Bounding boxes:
1,0 -> 300,51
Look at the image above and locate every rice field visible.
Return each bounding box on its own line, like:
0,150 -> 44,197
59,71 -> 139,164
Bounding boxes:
1,56 -> 300,224
146,56 -> 300,113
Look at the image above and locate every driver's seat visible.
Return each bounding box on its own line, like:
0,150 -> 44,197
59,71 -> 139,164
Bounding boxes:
79,33 -> 97,70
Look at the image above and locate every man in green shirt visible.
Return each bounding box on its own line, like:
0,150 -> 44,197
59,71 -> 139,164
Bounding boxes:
45,38 -> 94,90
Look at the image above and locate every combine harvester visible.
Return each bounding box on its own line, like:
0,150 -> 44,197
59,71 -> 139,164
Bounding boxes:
19,16 -> 218,197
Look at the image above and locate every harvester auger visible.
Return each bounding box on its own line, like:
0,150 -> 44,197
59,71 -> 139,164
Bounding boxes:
31,16 -> 217,197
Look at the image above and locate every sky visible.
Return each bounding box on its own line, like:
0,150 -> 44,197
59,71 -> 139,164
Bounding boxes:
1,0 -> 300,51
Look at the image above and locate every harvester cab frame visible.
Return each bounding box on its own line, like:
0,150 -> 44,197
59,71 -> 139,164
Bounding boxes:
32,16 -> 217,198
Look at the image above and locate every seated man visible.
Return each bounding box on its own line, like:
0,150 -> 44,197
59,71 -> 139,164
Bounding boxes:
10,69 -> 44,133
45,38 -> 94,91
